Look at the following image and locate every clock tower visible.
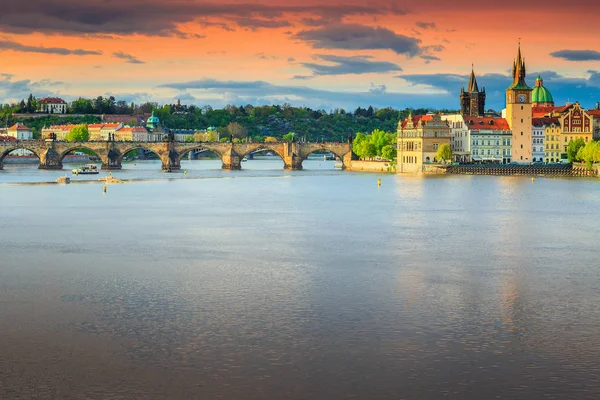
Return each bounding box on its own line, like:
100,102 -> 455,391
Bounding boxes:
505,43 -> 533,163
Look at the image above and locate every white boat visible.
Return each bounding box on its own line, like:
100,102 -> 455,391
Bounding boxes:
242,156 -> 248,162
72,164 -> 99,175
334,162 -> 343,169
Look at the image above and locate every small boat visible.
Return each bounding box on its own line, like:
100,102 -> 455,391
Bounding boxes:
334,162 -> 343,169
72,164 -> 99,175
242,156 -> 248,162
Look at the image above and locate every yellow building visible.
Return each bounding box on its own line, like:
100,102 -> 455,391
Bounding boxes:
559,102 -> 593,153
541,118 -> 561,163
42,124 -> 78,140
505,44 -> 533,163
397,113 -> 451,173
88,124 -> 104,141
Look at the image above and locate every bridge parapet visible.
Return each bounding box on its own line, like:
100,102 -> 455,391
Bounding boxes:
0,140 -> 355,171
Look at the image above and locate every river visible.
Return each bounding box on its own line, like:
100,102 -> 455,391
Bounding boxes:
1,159 -> 599,399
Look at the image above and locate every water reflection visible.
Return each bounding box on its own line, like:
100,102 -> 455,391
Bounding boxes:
1,171 -> 600,399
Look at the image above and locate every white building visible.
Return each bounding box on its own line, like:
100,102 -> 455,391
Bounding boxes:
441,114 -> 470,162
465,116 -> 512,164
531,119 -> 546,163
38,97 -> 68,114
7,123 -> 33,140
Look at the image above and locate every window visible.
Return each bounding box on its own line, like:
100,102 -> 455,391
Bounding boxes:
521,144 -> 523,149
433,143 -> 439,150
521,132 -> 523,136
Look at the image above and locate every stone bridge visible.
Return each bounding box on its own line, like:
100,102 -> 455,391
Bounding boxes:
0,140 -> 353,171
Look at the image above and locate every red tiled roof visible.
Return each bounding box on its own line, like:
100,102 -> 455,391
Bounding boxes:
532,117 -> 560,127
0,135 -> 18,142
101,123 -> 122,129
400,114 -> 435,129
587,110 -> 600,117
463,116 -> 510,131
40,97 -> 67,104
8,122 -> 31,130
88,124 -> 105,129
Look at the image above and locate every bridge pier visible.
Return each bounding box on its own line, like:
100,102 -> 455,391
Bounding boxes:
38,148 -> 63,170
101,149 -> 122,170
221,148 -> 241,170
284,155 -> 304,170
161,150 -> 181,172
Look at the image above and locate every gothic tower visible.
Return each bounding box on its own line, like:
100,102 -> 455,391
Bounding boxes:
505,43 -> 533,163
460,66 -> 486,116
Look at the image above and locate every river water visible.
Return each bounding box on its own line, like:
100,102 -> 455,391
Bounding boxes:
1,159 -> 599,399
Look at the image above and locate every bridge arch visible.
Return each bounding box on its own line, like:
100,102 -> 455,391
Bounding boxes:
176,145 -> 224,163
58,145 -> 103,163
0,145 -> 42,165
236,144 -> 286,162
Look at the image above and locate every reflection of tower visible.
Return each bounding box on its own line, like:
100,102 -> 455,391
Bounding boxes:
505,43 -> 533,163
460,66 -> 486,116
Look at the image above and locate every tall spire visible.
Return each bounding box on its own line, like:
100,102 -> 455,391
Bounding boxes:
509,41 -> 530,89
467,64 -> 479,93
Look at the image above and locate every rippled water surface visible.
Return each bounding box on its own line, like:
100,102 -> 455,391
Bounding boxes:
1,160 -> 599,399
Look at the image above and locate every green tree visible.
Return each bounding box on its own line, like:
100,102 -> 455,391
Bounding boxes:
65,125 -> 89,142
436,143 -> 453,162
381,145 -> 397,160
282,132 -> 295,142
567,138 -> 586,162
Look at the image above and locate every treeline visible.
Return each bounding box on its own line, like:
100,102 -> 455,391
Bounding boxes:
2,93 -> 459,142
153,104 -> 458,142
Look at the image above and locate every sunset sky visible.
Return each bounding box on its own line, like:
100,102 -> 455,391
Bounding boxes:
1,0 -> 599,111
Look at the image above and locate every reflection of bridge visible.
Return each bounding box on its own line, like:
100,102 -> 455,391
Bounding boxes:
0,141 -> 353,171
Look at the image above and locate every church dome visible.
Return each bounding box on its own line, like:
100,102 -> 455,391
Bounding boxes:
532,75 -> 554,105
147,111 -> 160,124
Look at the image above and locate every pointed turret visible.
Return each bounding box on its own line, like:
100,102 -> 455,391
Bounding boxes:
509,42 -> 530,89
467,67 -> 479,93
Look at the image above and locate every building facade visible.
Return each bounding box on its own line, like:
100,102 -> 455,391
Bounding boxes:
397,113 -> 451,173
505,44 -> 533,163
38,97 -> 67,114
7,123 -> 33,140
543,118 -> 562,163
441,114 -> 470,162
531,119 -> 545,162
42,124 -> 77,141
466,117 -> 512,163
559,102 -> 593,152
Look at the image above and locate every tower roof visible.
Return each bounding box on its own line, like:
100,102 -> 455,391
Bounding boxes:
467,67 -> 479,93
532,75 -> 554,105
508,42 -> 530,90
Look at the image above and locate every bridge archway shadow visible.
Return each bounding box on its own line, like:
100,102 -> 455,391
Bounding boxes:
0,147 -> 40,169
60,146 -> 102,167
240,149 -> 284,170
179,148 -> 223,171
119,148 -> 162,170
301,150 -> 342,170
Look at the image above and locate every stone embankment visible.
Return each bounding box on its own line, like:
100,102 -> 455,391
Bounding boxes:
442,163 -> 598,177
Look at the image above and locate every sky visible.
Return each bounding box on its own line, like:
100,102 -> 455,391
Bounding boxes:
1,0 -> 599,111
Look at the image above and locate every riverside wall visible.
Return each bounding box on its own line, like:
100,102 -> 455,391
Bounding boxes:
349,160 -> 396,173
436,163 -> 598,177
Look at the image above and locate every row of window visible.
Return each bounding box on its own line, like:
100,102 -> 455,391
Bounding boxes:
472,139 -> 512,146
472,149 -> 512,156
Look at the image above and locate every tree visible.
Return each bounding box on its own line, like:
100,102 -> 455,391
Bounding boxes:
567,138 -> 585,162
381,145 -> 397,161
65,125 -> 89,142
264,136 -> 278,143
282,132 -> 295,142
436,143 -> 453,162
226,122 -> 248,139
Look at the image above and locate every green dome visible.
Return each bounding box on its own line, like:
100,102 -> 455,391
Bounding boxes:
147,111 -> 160,124
532,75 -> 554,104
